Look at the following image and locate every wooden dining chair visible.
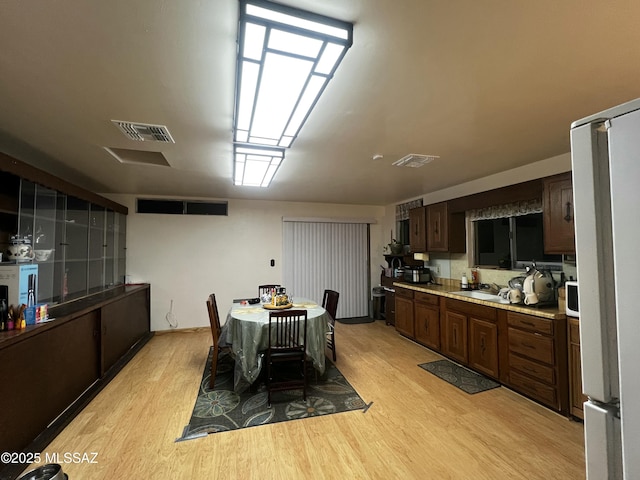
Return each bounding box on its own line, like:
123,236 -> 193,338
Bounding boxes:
266,309 -> 308,406
206,293 -> 231,389
322,289 -> 339,362
259,284 -> 281,297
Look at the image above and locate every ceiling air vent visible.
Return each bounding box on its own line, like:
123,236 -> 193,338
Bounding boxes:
392,154 -> 439,168
112,120 -> 175,143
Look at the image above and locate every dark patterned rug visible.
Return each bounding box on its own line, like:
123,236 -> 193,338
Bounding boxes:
418,359 -> 501,394
177,349 -> 368,441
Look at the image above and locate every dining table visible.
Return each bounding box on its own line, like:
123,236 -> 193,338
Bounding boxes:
222,297 -> 330,393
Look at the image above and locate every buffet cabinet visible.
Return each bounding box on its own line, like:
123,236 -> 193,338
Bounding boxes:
0,284 -> 151,478
395,285 -> 569,415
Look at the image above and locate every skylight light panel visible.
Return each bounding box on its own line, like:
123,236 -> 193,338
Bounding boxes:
232,0 -> 353,186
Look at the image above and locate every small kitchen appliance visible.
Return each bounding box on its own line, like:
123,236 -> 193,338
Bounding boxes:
403,266 -> 431,284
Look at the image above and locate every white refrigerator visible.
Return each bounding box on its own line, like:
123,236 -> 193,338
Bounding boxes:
571,98 -> 640,479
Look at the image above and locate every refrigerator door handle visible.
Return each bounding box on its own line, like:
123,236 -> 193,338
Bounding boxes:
583,401 -> 622,479
571,122 -> 618,403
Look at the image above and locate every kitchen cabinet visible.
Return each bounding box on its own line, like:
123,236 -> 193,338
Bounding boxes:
441,309 -> 468,364
381,276 -> 395,326
505,311 -> 568,414
469,317 -> 499,379
413,291 -> 440,350
442,298 -> 498,377
395,287 -> 414,337
543,172 -> 575,254
409,206 -> 427,253
426,202 -> 466,253
568,317 -> 587,419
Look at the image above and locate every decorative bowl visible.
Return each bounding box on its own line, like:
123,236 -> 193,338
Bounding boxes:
34,249 -> 54,262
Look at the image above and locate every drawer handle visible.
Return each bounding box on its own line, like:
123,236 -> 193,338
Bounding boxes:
522,342 -> 536,349
523,366 -> 537,373
521,321 -> 535,327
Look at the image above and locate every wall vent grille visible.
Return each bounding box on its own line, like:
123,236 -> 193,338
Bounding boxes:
392,154 -> 439,168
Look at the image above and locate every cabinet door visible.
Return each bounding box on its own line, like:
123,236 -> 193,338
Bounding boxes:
469,317 -> 499,379
414,303 -> 440,350
543,172 -> 575,254
384,291 -> 395,326
409,207 -> 427,253
442,310 -> 468,363
395,296 -> 415,338
427,202 -> 448,252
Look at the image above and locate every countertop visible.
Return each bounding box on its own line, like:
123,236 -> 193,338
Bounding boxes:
392,281 -> 566,320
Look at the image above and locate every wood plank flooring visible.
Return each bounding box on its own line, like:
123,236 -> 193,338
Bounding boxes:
24,321 -> 585,479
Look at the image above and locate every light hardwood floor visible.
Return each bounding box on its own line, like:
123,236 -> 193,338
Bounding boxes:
26,321 -> 585,479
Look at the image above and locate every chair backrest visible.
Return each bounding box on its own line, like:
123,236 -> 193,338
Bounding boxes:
268,310 -> 307,350
259,284 -> 281,297
322,289 -> 339,322
206,294 -> 222,344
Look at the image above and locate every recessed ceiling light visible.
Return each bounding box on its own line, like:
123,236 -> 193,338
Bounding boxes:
392,154 -> 439,168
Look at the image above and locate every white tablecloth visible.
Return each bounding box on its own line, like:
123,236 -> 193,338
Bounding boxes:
223,298 -> 329,392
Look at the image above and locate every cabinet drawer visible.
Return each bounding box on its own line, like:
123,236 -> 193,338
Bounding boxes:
508,353 -> 555,384
415,291 -> 439,306
508,328 -> 554,365
509,370 -> 558,408
507,312 -> 553,335
395,287 -> 414,300
445,298 -> 496,321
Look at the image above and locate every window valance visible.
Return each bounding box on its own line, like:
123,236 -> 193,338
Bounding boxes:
468,198 -> 542,221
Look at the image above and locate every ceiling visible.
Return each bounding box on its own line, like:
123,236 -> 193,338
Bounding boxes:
2,0 -> 640,207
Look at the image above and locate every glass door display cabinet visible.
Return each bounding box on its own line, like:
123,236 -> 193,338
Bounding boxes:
16,179 -> 126,305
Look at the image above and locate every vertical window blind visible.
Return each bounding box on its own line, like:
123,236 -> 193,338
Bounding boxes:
283,220 -> 370,319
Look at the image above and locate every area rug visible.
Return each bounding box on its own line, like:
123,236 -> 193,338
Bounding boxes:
337,316 -> 376,324
418,359 -> 501,394
177,349 -> 368,441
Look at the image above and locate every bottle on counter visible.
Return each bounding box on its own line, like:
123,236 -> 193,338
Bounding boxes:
471,267 -> 479,285
461,273 -> 468,289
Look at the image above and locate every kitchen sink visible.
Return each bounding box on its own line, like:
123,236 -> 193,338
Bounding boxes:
450,290 -> 510,304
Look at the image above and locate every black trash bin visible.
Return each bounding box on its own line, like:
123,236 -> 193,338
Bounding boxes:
372,286 -> 386,320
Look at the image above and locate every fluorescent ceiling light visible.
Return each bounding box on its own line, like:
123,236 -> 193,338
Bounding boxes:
232,0 -> 353,186
234,144 -> 284,187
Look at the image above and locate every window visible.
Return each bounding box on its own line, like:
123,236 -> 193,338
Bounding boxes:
474,213 -> 562,270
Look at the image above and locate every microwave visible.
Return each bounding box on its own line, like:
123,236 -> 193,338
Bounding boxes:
403,267 -> 431,284
565,281 -> 579,317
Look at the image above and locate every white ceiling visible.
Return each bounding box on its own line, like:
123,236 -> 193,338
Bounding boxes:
2,0 -> 640,206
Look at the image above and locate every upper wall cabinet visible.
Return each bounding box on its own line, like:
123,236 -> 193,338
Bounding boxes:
14,179 -> 127,305
427,202 -> 466,253
409,206 -> 427,253
543,172 -> 575,254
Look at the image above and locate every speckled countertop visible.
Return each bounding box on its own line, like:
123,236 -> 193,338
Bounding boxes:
392,281 -> 566,320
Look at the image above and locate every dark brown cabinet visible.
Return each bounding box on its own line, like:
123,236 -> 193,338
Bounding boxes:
442,298 -> 498,376
543,172 -> 575,254
414,292 -> 440,350
426,202 -> 466,253
505,311 -> 568,414
0,285 -> 151,468
469,317 -> 499,379
441,310 -> 468,363
395,288 -> 414,337
568,317 -> 587,419
409,206 -> 427,253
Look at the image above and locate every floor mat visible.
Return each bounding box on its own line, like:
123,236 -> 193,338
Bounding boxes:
418,359 -> 501,394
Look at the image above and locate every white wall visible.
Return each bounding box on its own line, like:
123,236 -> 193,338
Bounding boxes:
107,195 -> 385,332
